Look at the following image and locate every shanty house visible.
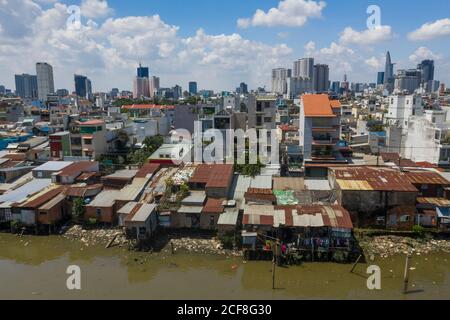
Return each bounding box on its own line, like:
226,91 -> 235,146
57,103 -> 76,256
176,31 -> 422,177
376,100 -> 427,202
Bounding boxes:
329,167 -> 419,215
124,203 -> 158,241
85,190 -> 121,224
189,164 -> 234,198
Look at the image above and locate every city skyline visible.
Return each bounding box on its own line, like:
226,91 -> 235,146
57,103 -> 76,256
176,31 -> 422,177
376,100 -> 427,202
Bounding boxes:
0,0 -> 449,92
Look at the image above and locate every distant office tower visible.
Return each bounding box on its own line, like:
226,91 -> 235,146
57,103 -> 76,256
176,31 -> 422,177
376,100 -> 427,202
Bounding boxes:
417,60 -> 435,92
313,64 -> 329,93
189,81 -> 198,95
173,85 -> 182,100
272,68 -> 291,94
110,88 -> 119,99
429,80 -> 440,93
133,76 -> 150,99
137,63 -> 149,78
36,62 -> 55,101
239,82 -> 248,95
56,89 -> 69,97
149,76 -> 160,98
377,72 -> 385,85
417,60 -> 434,84
74,74 -> 93,99
0,85 -> 5,95
293,58 -> 314,79
15,74 -> 38,99
384,51 -> 395,93
395,69 -> 421,93
287,77 -> 314,99
331,81 -> 340,94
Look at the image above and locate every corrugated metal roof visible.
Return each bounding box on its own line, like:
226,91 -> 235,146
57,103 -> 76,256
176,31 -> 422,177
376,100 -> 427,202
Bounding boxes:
0,179 -> 52,204
218,209 -> 239,226
131,204 -> 157,222
117,202 -> 139,215
332,167 -> 418,192
87,190 -> 121,207
32,161 -> 73,172
406,171 -> 449,185
178,206 -> 203,214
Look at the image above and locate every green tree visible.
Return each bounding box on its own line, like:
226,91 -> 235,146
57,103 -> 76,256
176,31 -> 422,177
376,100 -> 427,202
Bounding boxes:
72,198 -> 85,223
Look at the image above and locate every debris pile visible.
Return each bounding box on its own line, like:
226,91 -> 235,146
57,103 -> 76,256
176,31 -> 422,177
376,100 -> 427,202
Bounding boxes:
168,237 -> 242,257
62,225 -> 128,247
359,236 -> 450,259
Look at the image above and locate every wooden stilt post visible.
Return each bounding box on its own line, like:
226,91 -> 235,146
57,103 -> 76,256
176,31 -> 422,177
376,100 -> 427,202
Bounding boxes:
350,254 -> 363,273
403,253 -> 411,294
272,241 -> 277,290
171,241 -> 175,254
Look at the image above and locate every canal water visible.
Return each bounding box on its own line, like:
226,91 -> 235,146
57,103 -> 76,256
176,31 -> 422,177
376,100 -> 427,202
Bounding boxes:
0,234 -> 449,300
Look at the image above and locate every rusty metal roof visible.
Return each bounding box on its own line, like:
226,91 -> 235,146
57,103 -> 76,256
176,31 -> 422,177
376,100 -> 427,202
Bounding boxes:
405,171 -> 449,185
331,167 -> 418,192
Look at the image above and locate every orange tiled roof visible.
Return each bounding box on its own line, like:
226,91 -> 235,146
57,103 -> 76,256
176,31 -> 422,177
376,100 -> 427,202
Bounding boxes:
302,94 -> 337,118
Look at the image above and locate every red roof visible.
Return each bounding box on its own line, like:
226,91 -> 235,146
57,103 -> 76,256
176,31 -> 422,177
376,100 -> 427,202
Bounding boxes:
135,163 -> 161,178
189,164 -> 234,189
57,161 -> 98,177
202,198 -> 225,214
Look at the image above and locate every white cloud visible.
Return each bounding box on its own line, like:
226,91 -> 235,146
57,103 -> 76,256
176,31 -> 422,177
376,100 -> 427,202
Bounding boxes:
408,18 -> 450,41
339,25 -> 393,46
80,0 -> 113,19
409,47 -> 442,63
238,0 -> 326,28
304,41 -> 355,76
0,0 -> 294,92
365,56 -> 384,70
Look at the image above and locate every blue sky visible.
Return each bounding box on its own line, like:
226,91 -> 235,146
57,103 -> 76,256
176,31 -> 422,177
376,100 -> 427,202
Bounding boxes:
0,0 -> 449,92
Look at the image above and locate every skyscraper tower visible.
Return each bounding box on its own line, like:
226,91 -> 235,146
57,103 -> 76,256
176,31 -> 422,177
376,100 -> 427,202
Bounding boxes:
137,63 -> 149,78
36,62 -> 55,101
384,51 -> 395,92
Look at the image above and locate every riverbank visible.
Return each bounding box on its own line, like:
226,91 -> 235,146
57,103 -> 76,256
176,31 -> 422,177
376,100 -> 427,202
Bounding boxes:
358,235 -> 450,259
60,225 -> 242,257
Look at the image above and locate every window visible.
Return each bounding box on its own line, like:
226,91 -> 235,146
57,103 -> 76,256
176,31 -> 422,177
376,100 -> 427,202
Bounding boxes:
265,102 -> 271,108
139,227 -> 146,235
39,211 -> 47,216
210,216 -> 215,226
264,117 -> 272,123
400,215 -> 410,222
96,208 -> 101,216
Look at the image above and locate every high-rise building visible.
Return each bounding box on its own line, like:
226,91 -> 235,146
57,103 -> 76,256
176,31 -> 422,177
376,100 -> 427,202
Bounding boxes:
137,63 -> 149,78
0,85 -> 5,95
395,69 -> 421,94
110,88 -> 119,99
149,76 -> 160,98
417,60 -> 434,84
15,74 -> 38,99
36,62 -> 55,101
293,58 -> 314,79
384,51 -> 395,93
313,64 -> 329,93
74,74 -> 93,99
189,82 -> 198,95
271,68 -> 291,94
238,82 -> 248,95
377,72 -> 385,85
133,76 -> 150,99
331,81 -> 340,94
56,89 -> 69,97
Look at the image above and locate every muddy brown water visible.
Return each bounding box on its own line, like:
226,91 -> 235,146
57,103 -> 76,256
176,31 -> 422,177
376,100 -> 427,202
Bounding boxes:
0,234 -> 449,300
